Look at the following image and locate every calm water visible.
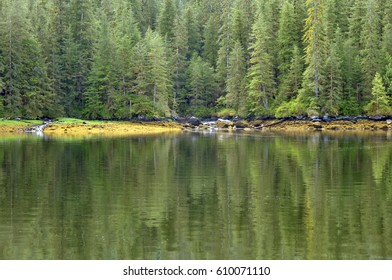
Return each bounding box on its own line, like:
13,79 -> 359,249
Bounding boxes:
0,131 -> 391,260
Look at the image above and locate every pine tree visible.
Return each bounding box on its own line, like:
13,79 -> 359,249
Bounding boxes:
216,0 -> 232,97
247,7 -> 275,116
0,0 -> 57,119
361,0 -> 383,98
323,29 -> 343,115
225,41 -> 246,116
172,14 -> 189,114
382,2 -> 392,64
186,54 -> 216,116
277,1 -> 297,100
112,1 -> 141,118
158,0 -> 176,42
184,5 -> 202,57
300,0 -> 328,114
83,10 -> 115,119
203,15 -> 219,68
132,29 -> 171,117
364,72 -> 391,115
63,0 -> 94,116
383,58 -> 392,98
231,0 -> 254,60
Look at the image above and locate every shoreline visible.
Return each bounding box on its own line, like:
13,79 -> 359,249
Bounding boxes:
1,118 -> 392,137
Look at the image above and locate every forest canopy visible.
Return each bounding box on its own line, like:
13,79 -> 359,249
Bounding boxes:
0,0 -> 391,119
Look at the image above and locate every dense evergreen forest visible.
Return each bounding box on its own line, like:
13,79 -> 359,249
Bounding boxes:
0,0 -> 391,119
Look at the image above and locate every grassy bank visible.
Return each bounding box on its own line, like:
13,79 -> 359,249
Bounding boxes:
249,119 -> 392,131
1,117 -> 392,137
43,118 -> 182,137
0,119 -> 42,135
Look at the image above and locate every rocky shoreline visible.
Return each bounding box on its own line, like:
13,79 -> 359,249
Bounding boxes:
179,116 -> 392,132
2,116 -> 392,137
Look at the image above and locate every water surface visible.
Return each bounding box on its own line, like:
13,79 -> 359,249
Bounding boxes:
0,131 -> 391,259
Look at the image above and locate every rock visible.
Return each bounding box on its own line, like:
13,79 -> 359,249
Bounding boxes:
250,120 -> 264,128
216,119 -> 233,129
369,116 -> 387,121
354,115 -> 367,121
234,120 -> 249,129
386,119 -> 392,125
188,116 -> 201,126
312,122 -> 322,129
336,116 -> 352,121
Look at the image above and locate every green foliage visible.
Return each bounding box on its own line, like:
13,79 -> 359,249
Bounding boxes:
225,41 -> 247,116
322,29 -> 344,115
302,0 -> 328,100
364,73 -> 392,116
361,0 -> 383,97
158,0 -> 176,41
217,108 -> 237,118
0,0 -> 392,119
185,54 -> 216,116
247,6 -> 275,116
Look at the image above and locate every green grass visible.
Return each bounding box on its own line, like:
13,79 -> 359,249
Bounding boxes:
0,119 -> 42,126
55,117 -> 107,124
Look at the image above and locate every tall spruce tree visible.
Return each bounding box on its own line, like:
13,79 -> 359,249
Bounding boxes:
247,5 -> 275,116
187,54 -> 216,117
83,10 -> 114,119
0,0 -> 57,118
323,29 -> 344,115
299,0 -> 328,115
112,1 -> 141,118
361,0 -> 383,99
172,14 -> 189,114
364,72 -> 391,115
277,0 -> 297,101
158,0 -> 176,42
132,29 -> 171,117
225,41 -> 246,116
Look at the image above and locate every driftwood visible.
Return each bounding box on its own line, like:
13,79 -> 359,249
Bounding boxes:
260,119 -> 286,128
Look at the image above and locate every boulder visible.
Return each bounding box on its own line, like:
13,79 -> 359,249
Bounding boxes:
310,116 -> 322,122
216,119 -> 233,129
369,116 -> 387,121
234,120 -> 249,129
187,116 -> 201,126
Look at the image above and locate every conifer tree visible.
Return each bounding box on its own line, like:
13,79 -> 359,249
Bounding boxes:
203,15 -> 220,68
172,14 -> 189,114
299,0 -> 328,115
158,0 -> 176,42
323,29 -> 344,115
0,0 -> 57,118
83,10 -> 115,119
112,1 -> 141,118
364,73 -> 391,116
361,0 -> 383,98
184,5 -> 201,56
216,0 -> 232,96
247,6 -> 275,116
132,29 -> 171,117
225,41 -> 246,116
277,1 -> 297,100
187,55 -> 216,116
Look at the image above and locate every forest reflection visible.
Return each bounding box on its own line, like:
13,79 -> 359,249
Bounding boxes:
0,132 -> 391,259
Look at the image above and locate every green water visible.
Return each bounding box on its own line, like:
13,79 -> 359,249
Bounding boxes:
0,131 -> 391,260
